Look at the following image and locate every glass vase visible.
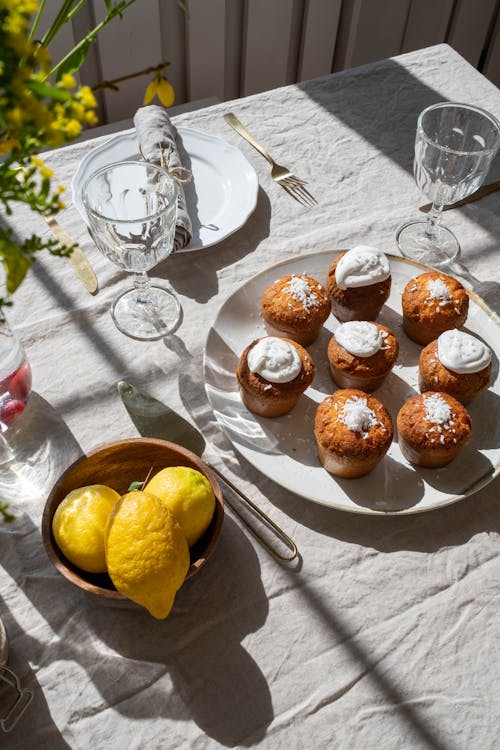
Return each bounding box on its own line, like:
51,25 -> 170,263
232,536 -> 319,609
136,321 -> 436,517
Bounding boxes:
0,318 -> 32,434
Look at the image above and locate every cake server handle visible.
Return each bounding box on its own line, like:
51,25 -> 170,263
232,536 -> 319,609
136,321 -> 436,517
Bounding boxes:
206,462 -> 298,562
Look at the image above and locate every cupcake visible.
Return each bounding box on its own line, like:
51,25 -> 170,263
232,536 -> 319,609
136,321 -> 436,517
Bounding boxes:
419,329 -> 492,405
327,321 -> 399,392
326,246 -> 391,322
401,271 -> 469,345
397,391 -> 471,468
262,273 -> 331,345
314,389 -> 394,478
236,336 -> 315,417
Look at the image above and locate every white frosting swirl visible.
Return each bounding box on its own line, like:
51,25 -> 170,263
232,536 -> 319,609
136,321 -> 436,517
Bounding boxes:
334,321 -> 387,357
247,337 -> 302,383
437,330 -> 492,374
335,246 -> 390,290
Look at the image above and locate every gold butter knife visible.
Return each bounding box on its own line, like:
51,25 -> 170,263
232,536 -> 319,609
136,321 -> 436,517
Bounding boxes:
419,179 -> 500,212
44,215 -> 98,294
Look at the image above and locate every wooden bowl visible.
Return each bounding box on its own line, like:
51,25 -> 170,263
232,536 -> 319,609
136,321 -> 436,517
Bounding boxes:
41,438 -> 224,602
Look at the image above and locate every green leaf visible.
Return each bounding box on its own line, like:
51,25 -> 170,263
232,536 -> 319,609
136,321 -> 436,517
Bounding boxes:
0,502 -> 15,523
26,79 -> 73,101
0,235 -> 32,294
55,40 -> 91,79
128,481 -> 144,492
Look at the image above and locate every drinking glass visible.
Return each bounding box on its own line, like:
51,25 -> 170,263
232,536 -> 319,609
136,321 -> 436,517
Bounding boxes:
82,160 -> 179,340
396,102 -> 500,267
0,318 -> 32,434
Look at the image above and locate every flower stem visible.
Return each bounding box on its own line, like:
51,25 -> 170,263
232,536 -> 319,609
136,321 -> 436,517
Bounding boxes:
28,0 -> 47,41
45,0 -> 138,80
40,0 -> 77,47
93,61 -> 171,91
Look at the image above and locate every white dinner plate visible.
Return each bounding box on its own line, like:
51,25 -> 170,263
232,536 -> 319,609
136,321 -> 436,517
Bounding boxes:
71,127 -> 258,252
204,251 -> 500,515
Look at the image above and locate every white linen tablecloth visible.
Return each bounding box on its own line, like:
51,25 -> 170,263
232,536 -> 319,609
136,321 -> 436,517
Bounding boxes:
1,44 -> 499,749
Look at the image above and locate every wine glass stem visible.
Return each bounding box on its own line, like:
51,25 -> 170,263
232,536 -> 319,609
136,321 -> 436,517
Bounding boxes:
133,272 -> 152,305
425,203 -> 444,241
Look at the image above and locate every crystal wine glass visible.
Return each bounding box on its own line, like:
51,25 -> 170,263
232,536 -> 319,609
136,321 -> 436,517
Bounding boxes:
396,102 -> 500,268
82,160 -> 179,340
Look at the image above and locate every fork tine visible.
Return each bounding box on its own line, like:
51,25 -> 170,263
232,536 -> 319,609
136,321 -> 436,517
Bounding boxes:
283,180 -> 317,206
281,183 -> 307,206
280,175 -> 316,199
283,175 -> 308,187
281,182 -> 317,207
295,183 -> 318,206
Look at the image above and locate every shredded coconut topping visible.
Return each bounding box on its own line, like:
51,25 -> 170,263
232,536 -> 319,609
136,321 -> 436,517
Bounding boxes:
340,396 -> 377,436
426,279 -> 451,304
424,393 -> 451,424
283,275 -> 319,311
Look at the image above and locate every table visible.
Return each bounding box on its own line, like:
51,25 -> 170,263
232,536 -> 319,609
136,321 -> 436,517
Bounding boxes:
1,43 -> 499,749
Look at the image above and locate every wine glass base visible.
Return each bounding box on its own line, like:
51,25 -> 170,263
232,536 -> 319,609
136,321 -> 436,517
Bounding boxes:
112,285 -> 181,341
395,220 -> 461,268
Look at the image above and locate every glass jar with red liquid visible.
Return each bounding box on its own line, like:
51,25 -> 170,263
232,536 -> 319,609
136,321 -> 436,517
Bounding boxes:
0,317 -> 32,433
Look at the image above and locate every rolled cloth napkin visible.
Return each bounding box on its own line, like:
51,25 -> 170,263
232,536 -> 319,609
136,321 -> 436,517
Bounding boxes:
133,105 -> 192,252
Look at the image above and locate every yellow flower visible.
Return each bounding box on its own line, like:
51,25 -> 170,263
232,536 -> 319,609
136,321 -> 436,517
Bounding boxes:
78,85 -> 97,109
7,107 -> 25,127
40,166 -> 54,179
143,75 -> 175,108
85,110 -> 98,126
64,119 -> 82,138
48,120 -> 66,147
60,73 -> 76,90
31,156 -> 44,168
0,138 -> 20,155
56,185 -> 66,194
3,15 -> 28,36
47,130 -> 64,147
10,0 -> 38,12
5,31 -> 31,57
71,101 -> 86,121
33,43 -> 51,71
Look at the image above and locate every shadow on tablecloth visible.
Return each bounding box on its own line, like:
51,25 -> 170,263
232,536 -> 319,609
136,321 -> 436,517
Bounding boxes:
1,506 -> 273,747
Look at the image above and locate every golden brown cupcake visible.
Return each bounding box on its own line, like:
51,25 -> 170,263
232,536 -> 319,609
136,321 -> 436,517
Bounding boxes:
397,391 -> 471,468
327,321 -> 399,392
402,271 -> 469,345
314,389 -> 393,478
236,336 -> 315,417
326,246 -> 391,322
419,330 -> 492,405
262,273 -> 331,345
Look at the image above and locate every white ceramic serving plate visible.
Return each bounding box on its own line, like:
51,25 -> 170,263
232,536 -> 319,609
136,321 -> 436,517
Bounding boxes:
204,251 -> 500,515
72,127 -> 259,252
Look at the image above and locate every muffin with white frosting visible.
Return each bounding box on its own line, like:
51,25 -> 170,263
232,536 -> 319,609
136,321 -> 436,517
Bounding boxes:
262,273 -> 331,346
397,391 -> 471,468
314,389 -> 393,478
401,271 -> 469,345
236,336 -> 315,417
419,330 -> 492,404
326,246 -> 391,322
327,321 -> 399,392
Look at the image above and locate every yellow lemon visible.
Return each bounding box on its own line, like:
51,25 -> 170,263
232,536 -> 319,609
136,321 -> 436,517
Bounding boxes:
52,484 -> 120,573
105,491 -> 190,619
145,466 -> 215,547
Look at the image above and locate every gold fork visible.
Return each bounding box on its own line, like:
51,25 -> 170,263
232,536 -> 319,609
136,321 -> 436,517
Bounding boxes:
223,112 -> 317,206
